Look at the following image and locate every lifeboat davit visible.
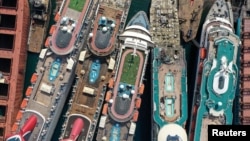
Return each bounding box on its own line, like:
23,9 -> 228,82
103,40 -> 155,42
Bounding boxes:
6,115 -> 37,141
61,118 -> 84,141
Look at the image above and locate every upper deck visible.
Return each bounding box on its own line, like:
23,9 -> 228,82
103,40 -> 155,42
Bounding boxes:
48,0 -> 90,55
87,0 -> 131,56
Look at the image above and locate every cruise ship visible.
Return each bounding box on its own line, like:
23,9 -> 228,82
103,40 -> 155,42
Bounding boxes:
191,0 -> 241,140
6,0 -> 92,140
95,11 -> 154,141
240,0 -> 250,125
27,0 -> 51,53
150,0 -> 188,141
178,0 -> 204,42
59,0 -> 132,140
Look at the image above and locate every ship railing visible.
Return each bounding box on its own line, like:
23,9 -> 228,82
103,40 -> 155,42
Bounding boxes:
140,50 -> 150,85
58,0 -> 67,15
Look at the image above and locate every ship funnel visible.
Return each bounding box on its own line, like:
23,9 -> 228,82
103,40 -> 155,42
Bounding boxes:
102,27 -> 108,32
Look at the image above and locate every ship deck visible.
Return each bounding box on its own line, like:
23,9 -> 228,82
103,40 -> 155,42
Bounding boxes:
150,0 -> 187,136
152,48 -> 187,127
61,50 -> 114,140
96,14 -> 151,139
194,1 -> 240,139
16,51 -> 76,140
28,0 -> 50,53
49,0 -> 90,55
88,4 -> 123,56
109,49 -> 144,121
28,25 -> 47,53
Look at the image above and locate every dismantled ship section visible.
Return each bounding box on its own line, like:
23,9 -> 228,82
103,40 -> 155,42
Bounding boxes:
0,0 -> 30,139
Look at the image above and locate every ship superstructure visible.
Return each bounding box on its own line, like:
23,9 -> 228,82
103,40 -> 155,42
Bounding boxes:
179,0 -> 204,42
191,0 -> 241,140
239,0 -> 250,125
87,0 -> 131,56
150,0 -> 188,141
27,0 -> 51,53
7,0 -> 91,140
96,11 -> 154,141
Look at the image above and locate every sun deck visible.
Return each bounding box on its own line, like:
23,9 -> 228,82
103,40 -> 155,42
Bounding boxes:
88,5 -> 123,56
120,52 -> 140,85
49,0 -> 90,55
152,48 -> 187,127
110,49 -> 144,121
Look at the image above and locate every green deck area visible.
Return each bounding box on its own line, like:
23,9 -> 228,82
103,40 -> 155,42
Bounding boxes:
68,0 -> 86,12
120,53 -> 140,85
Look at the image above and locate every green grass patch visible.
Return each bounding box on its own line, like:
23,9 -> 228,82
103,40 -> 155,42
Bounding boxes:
120,53 -> 140,85
68,0 -> 86,12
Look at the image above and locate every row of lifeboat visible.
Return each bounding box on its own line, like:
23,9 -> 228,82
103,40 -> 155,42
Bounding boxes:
240,18 -> 250,124
11,73 -> 38,132
189,47 -> 206,141
45,13 -> 59,48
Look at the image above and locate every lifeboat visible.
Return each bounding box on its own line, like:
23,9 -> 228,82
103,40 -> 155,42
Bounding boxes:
49,25 -> 56,35
108,78 -> 114,88
20,98 -> 28,109
198,61 -> 203,74
16,110 -> 23,121
200,48 -> 206,60
132,110 -> 139,122
105,91 -> 112,102
54,12 -> 60,22
60,118 -> 84,141
102,103 -> 108,115
11,122 -> 19,132
189,105 -> 198,141
45,37 -> 50,48
138,84 -> 144,94
135,98 -> 141,109
30,73 -> 38,84
25,86 -> 33,97
196,74 -> 202,86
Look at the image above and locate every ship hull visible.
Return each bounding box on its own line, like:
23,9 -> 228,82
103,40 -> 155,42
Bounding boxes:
0,0 -> 30,139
